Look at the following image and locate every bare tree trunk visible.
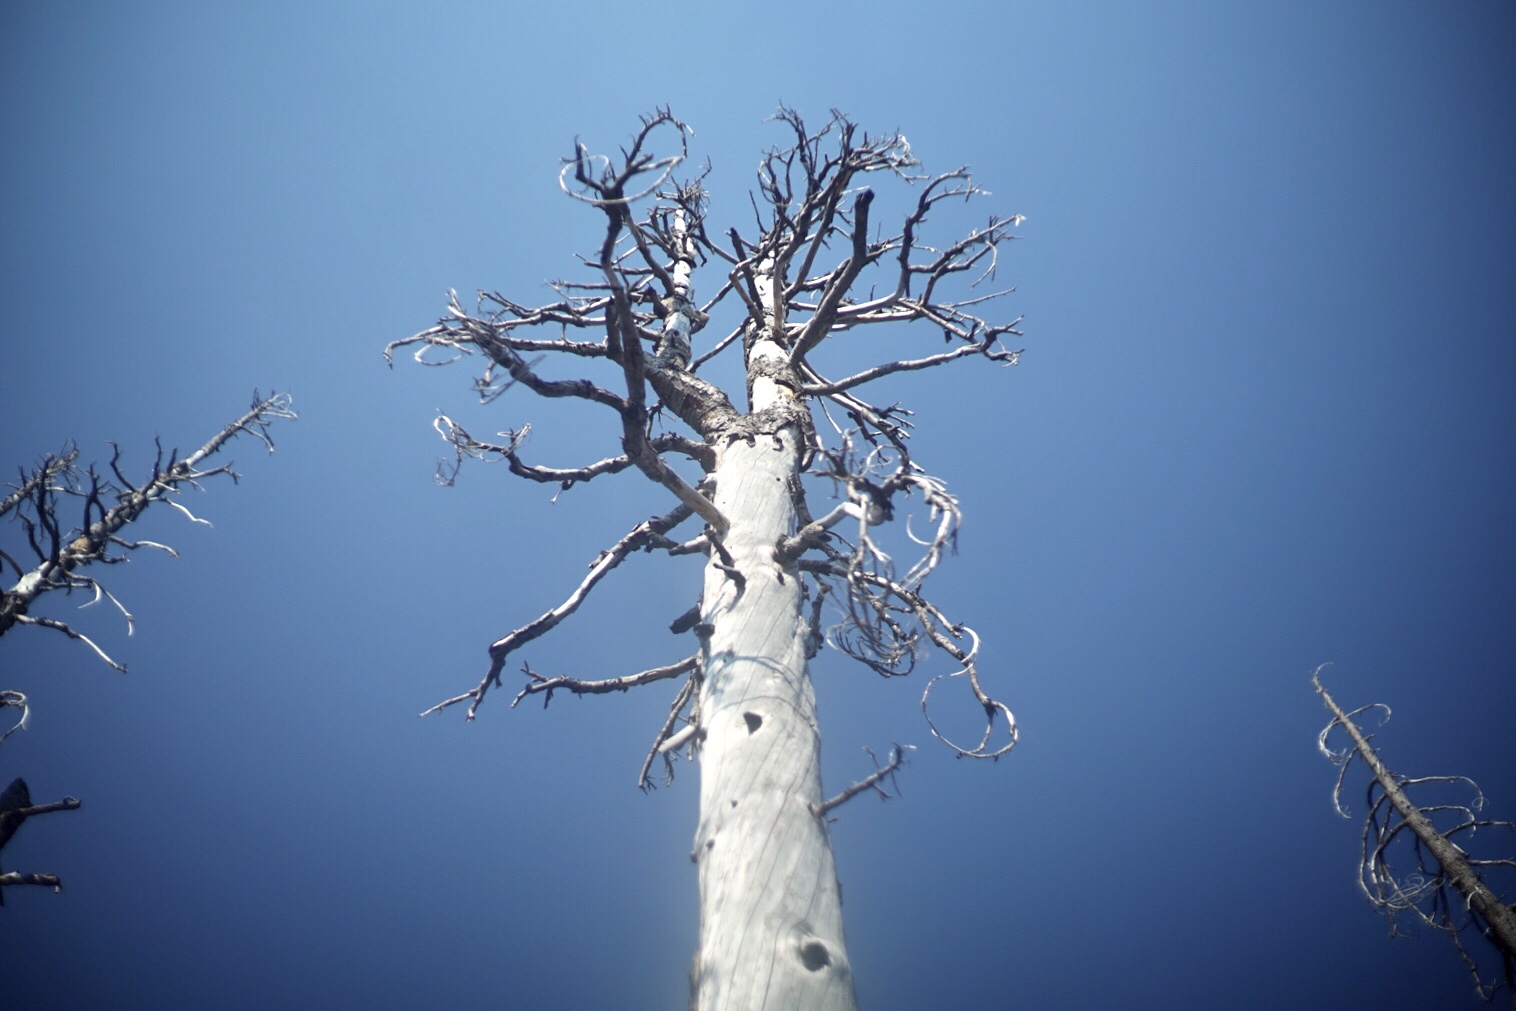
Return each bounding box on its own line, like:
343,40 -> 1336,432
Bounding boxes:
692,426 -> 856,1010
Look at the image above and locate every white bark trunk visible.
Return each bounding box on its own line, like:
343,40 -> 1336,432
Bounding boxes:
690,423 -> 857,1010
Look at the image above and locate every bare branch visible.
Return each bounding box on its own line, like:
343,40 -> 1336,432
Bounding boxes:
790,188 -> 876,365
401,109 -> 1021,761
559,109 -> 692,209
432,417 -> 626,490
420,503 -> 697,720
800,336 -> 1021,396
512,654 -> 698,708
10,614 -> 127,671
812,745 -> 913,817
640,670 -> 701,791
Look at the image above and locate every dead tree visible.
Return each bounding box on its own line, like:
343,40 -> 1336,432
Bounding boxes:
389,109 -> 1021,1010
1314,666 -> 1516,1005
0,391 -> 295,903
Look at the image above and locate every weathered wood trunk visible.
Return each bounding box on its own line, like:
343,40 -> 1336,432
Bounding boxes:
691,423 -> 857,1010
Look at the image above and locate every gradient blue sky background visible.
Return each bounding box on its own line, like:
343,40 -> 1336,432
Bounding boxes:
4,3 -> 1514,1008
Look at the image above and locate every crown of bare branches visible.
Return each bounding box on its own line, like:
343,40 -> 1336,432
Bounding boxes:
388,107 -> 1023,770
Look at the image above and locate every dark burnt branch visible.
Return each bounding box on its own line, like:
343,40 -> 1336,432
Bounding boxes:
0,871 -> 62,898
812,745 -> 912,818
0,781 -> 80,848
574,134 -> 735,532
592,180 -> 723,531
816,388 -> 916,455
1,392 -> 296,656
0,777 -> 81,906
421,503 -> 697,721
756,108 -> 921,303
802,576 -> 832,661
790,188 -> 875,362
384,294 -> 620,406
561,108 -> 692,210
1315,667 -> 1516,1003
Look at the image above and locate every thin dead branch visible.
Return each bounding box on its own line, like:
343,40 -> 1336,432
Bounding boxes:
513,654 -> 698,708
640,669 -> 702,791
813,745 -> 913,817
419,503 -> 697,720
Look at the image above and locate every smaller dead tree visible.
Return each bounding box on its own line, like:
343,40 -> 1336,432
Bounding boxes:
1314,666 -> 1516,1004
0,390 -> 295,903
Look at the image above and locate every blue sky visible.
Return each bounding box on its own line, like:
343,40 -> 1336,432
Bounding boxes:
3,2 -> 1514,1008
